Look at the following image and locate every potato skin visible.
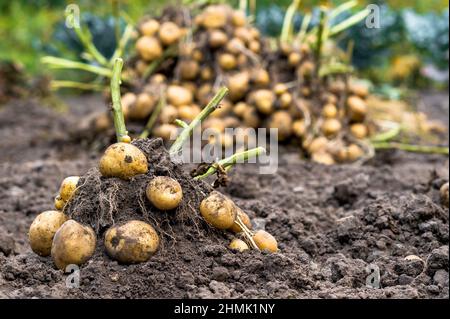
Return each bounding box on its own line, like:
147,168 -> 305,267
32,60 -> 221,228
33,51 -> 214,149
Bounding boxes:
59,176 -> 80,202
229,208 -> 252,233
253,230 -> 278,253
200,192 -> 237,230
99,143 -> 148,179
29,210 -> 68,257
51,220 -> 96,270
104,220 -> 160,264
229,238 -> 249,252
146,176 -> 183,210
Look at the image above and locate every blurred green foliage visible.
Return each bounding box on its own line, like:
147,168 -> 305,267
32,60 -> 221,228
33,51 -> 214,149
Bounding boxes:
0,0 -> 448,88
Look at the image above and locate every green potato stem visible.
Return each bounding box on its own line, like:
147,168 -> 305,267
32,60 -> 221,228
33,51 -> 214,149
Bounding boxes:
110,58 -> 129,143
169,87 -> 229,155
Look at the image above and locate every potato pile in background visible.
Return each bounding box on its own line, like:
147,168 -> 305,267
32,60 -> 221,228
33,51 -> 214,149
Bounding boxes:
96,4 -> 377,165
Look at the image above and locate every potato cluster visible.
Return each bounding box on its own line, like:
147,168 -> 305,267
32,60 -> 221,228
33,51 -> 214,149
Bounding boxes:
29,140 -> 277,269
104,4 -> 376,165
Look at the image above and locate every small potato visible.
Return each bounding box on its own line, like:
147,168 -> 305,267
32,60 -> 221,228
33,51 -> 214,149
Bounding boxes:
209,30 -> 228,48
29,210 -> 68,257
298,61 -> 315,77
249,40 -> 261,54
159,104 -> 178,124
178,105 -> 201,122
231,10 -> 246,27
347,144 -> 364,162
347,96 -> 368,122
288,52 -> 301,66
140,19 -> 160,37
322,103 -> 338,118
226,38 -> 245,55
54,196 -> 65,211
128,93 -> 156,120
136,36 -> 163,61
229,238 -> 249,252
59,176 -> 80,202
233,102 -> 249,118
234,27 -> 252,44
179,60 -> 200,81
167,85 -> 193,107
321,118 -> 342,137
254,90 -> 275,115
121,92 -> 137,119
292,119 -> 306,138
440,182 -> 449,208
51,220 -> 96,270
201,5 -> 228,29
99,143 -> 148,179
201,67 -> 214,81
350,82 -> 369,98
279,92 -> 293,109
311,151 -> 335,165
350,123 -> 368,139
269,111 -> 293,141
200,192 -> 237,230
218,53 -> 237,70
252,69 -> 270,87
229,208 -> 252,234
274,83 -> 288,96
104,220 -> 159,264
228,72 -> 250,101
158,22 -> 182,46
306,137 -> 329,154
146,176 -> 183,210
153,124 -> 178,141
252,230 -> 278,253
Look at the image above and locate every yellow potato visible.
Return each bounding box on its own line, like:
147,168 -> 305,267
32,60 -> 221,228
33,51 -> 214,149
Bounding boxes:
128,93 -> 155,120
253,230 -> 278,253
306,137 -> 329,154
99,143 -> 148,179
200,192 -> 237,230
179,60 -> 200,80
59,176 -> 80,202
209,30 -> 228,48
167,85 -> 194,107
311,151 -> 335,165
153,124 -> 178,141
229,238 -> 249,252
51,220 -> 96,270
350,123 -> 369,139
347,144 -> 364,162
158,22 -> 182,46
347,95 -> 368,121
136,36 -> 163,61
146,176 -> 183,210
229,208 -> 252,234
321,118 -> 342,137
218,53 -> 237,70
29,210 -> 68,257
322,103 -> 338,118
201,5 -> 228,29
104,220 -> 159,264
292,120 -> 306,138
54,196 -> 65,211
231,10 -> 246,27
269,111 -> 293,141
252,69 -> 270,87
254,90 -> 275,115
140,19 -> 160,37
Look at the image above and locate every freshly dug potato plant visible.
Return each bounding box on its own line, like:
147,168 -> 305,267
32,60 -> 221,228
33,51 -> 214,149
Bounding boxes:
29,210 -> 68,257
29,61 -> 276,271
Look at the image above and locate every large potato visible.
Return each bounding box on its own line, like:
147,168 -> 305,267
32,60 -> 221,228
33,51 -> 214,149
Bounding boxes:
29,210 -> 68,257
99,142 -> 148,179
51,220 -> 96,270
200,192 -> 237,230
146,176 -> 183,210
104,220 -> 160,264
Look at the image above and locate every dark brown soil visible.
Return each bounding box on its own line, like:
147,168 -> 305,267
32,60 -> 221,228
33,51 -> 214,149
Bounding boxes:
0,93 -> 448,299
